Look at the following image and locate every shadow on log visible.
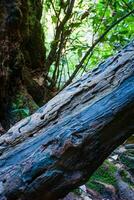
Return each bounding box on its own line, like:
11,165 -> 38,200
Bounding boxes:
0,41 -> 134,200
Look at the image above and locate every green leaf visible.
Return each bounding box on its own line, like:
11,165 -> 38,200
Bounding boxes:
22,108 -> 30,116
78,49 -> 82,57
51,15 -> 57,23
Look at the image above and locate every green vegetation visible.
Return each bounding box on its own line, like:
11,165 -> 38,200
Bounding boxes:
86,160 -> 117,193
11,93 -> 38,120
120,151 -> 134,170
42,0 -> 134,89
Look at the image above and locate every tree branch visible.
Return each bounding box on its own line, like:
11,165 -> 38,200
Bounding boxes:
46,0 -> 75,71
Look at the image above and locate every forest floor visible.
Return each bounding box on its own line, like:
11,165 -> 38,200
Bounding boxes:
62,136 -> 134,200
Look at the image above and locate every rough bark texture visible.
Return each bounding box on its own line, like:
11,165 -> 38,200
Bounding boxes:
0,41 -> 134,200
0,0 -> 46,129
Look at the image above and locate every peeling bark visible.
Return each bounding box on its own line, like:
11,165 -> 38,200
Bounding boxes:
0,41 -> 134,200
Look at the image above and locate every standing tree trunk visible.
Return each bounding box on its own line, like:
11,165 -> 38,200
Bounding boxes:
0,0 -> 47,129
0,41 -> 134,200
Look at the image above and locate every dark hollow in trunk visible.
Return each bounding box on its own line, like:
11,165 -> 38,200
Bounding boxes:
0,41 -> 134,200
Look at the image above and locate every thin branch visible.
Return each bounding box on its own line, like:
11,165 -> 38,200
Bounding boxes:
81,51 -> 94,76
57,62 -> 64,89
66,56 -> 71,79
46,0 -> 75,71
51,28 -> 72,86
50,0 -> 59,20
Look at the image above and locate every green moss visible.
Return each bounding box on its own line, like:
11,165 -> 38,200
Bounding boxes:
125,136 -> 134,144
86,160 -> 117,193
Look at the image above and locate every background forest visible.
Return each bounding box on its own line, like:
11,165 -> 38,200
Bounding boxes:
42,0 -> 134,89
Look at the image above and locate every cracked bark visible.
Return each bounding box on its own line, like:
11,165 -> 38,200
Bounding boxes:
0,41 -> 134,200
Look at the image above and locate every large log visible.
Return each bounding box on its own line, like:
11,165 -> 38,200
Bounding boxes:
0,41 -> 134,200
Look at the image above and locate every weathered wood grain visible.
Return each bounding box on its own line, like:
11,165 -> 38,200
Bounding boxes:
0,41 -> 134,200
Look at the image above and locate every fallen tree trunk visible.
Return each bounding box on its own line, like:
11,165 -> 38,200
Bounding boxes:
0,41 -> 134,200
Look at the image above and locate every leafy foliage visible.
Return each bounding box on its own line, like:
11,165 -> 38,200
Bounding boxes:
11,93 -> 38,120
41,0 -> 134,89
11,95 -> 30,118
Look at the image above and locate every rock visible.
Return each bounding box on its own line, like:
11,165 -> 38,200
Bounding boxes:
113,146 -> 126,155
115,171 -> 134,200
80,185 -> 87,193
115,163 -> 123,169
83,197 -> 92,200
117,179 -> 134,200
61,192 -> 82,200
86,188 -> 103,200
111,155 -> 118,161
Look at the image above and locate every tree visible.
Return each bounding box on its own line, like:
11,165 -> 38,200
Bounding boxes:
0,40 -> 134,200
0,0 -> 47,129
0,0 -> 134,129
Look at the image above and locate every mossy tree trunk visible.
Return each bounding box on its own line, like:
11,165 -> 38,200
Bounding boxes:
0,0 -> 49,129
